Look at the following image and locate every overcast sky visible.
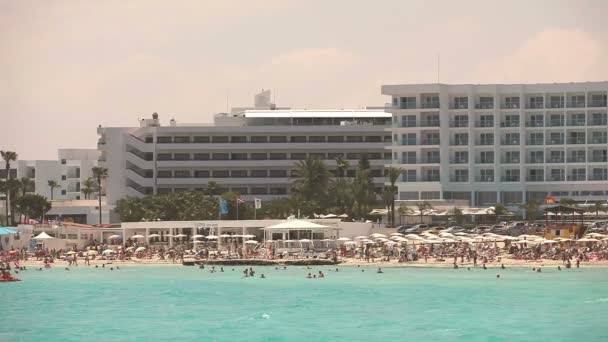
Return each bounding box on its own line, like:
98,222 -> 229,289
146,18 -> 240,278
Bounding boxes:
1,0 -> 608,160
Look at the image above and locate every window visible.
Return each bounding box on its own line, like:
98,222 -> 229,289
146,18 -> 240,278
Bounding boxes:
453,96 -> 468,109
479,133 -> 494,145
505,151 -> 520,163
528,114 -> 544,127
194,170 -> 209,178
454,151 -> 468,164
548,132 -> 564,144
328,136 -> 344,143
346,153 -> 359,159
528,132 -> 544,145
400,191 -> 418,200
590,113 -> 608,126
591,131 -> 607,144
250,136 -> 268,143
174,153 -> 190,160
310,153 -> 325,159
401,133 -> 416,145
231,153 -> 248,160
157,136 -> 172,143
530,151 -> 544,163
503,169 -> 520,182
174,170 -> 190,178
61,159 -> 66,164
421,191 -> 440,199
61,175 -> 66,180
212,153 -> 229,160
291,136 -> 307,143
550,169 -> 564,181
424,169 -> 440,181
270,187 -> 287,195
400,97 -> 416,109
480,151 -> 494,164
591,94 -> 607,107
231,170 -> 248,177
328,153 -> 344,160
453,115 -> 468,127
549,151 -> 564,163
402,170 -> 417,182
366,136 -> 382,143
269,153 -> 287,160
592,168 -> 608,180
401,115 -> 416,127
269,136 -> 287,143
193,136 -> 210,143
480,169 -> 494,182
422,133 -> 440,145
503,115 -> 520,127
504,133 -> 520,145
453,133 -> 468,145
402,151 -> 416,164
346,136 -> 363,143
145,136 -> 153,143
157,170 -> 172,178
194,153 -> 209,160
290,153 -> 306,160
478,96 -> 494,109
309,136 -> 326,143
568,132 -> 585,144
269,170 -> 287,177
211,136 -> 229,143
569,150 -> 585,163
425,151 -> 440,163
549,95 -> 564,108
549,114 -> 564,126
230,136 -> 247,143
478,115 -> 494,127
250,170 -> 267,177
592,150 -> 607,162
453,169 -> 469,182
251,188 -> 268,195
174,136 -> 190,143
212,170 -> 229,178
570,95 -> 585,107
504,96 -> 520,109
528,96 -> 544,109
251,153 -> 268,160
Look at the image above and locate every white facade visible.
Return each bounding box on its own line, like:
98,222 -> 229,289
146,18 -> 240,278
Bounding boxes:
98,91 -> 391,205
16,149 -> 99,201
383,82 -> 608,207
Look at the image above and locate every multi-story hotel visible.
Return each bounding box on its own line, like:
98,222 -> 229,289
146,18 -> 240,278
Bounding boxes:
16,149 -> 99,201
98,91 -> 391,205
383,82 -> 608,207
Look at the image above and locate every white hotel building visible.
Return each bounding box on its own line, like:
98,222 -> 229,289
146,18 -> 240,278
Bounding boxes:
383,82 -> 608,207
98,91 -> 391,205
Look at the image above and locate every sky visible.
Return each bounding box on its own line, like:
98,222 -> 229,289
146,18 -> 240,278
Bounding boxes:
1,0 -> 608,160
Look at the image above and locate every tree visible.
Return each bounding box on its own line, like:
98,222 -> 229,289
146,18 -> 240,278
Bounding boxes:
6,178 -> 20,225
15,194 -> 51,220
92,166 -> 108,224
293,156 -> 331,215
81,177 -> 97,200
1,150 -> 17,225
386,166 -> 402,227
332,156 -> 351,212
334,155 -> 350,179
589,200 -> 607,216
351,154 -> 376,220
19,177 -> 34,197
415,201 -> 433,223
0,180 -> 6,225
261,199 -> 293,219
115,191 -> 219,222
398,204 -> 413,226
520,200 -> 540,221
449,207 -> 464,225
493,203 -> 509,223
47,180 -> 60,200
559,198 -> 577,206
204,181 -> 220,199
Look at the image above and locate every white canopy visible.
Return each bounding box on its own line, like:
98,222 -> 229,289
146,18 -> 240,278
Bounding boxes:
131,234 -> 144,239
148,234 -> 161,238
33,232 -> 54,240
107,234 -> 121,240
263,219 -> 330,230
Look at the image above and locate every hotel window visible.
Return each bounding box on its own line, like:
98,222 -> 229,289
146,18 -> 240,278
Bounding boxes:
549,151 -> 564,163
346,153 -> 359,159
550,169 -> 564,181
194,170 -> 209,178
504,169 -> 520,181
529,114 -> 544,127
174,170 -> 190,178
425,151 -> 440,163
269,170 -> 287,178
327,136 -> 344,143
425,169 -> 440,181
421,191 -> 440,199
400,96 -> 416,109
569,150 -> 585,162
174,153 -> 190,161
269,136 -> 287,143
157,153 -> 171,160
290,136 -> 307,143
529,132 -> 543,145
592,150 -> 607,162
212,153 -> 229,160
193,136 -> 210,143
590,113 -> 608,125
251,188 -> 268,195
269,153 -> 287,160
402,133 -> 417,145
230,170 -> 248,178
480,169 -> 494,182
479,133 -> 494,145
504,96 -> 520,109
503,115 -> 520,127
454,151 -> 468,163
568,132 -> 585,144
250,136 -> 268,143
592,168 -> 608,180
290,153 -> 306,160
453,115 -> 468,127
549,132 -> 564,144
591,131 -> 607,144
480,151 -> 494,164
309,136 -> 326,143
144,136 -> 153,143
174,136 -> 190,143
212,170 -> 229,178
478,96 -> 494,109
193,153 -> 209,160
328,153 -> 344,159
157,136 -> 172,143
570,95 -> 585,107
230,136 -> 247,143
505,133 -> 520,145
402,170 -> 417,182
369,153 -> 382,160
454,133 -> 468,145
402,151 -> 416,164
505,151 -> 520,163
550,95 -> 564,108
401,115 -> 416,127
400,191 -> 419,200
310,153 -> 325,159
549,114 -> 564,126
530,151 -> 544,163
454,169 -> 469,182
251,153 -> 268,160
529,96 -> 544,109
157,170 -> 172,178
211,136 -> 229,143
366,136 -> 382,143
479,115 -> 494,127
346,136 -> 363,143
454,96 -> 468,109
231,153 -> 248,160
250,170 -> 268,177
591,94 -> 607,107
270,188 -> 287,195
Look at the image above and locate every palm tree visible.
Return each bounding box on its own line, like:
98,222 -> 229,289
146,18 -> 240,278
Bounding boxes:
92,166 -> 108,224
19,177 -> 34,197
205,181 -> 220,199
520,200 -> 540,221
398,204 -> 413,225
449,207 -> 464,225
493,203 -> 509,223
47,180 -> 60,200
415,201 -> 433,223
589,200 -> 607,217
293,157 -> 331,204
386,166 -> 402,228
334,155 -> 350,179
81,177 -> 96,200
1,150 -> 17,225
0,180 -> 6,225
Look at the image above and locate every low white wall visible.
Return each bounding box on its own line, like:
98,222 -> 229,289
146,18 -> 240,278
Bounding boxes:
338,222 -> 374,238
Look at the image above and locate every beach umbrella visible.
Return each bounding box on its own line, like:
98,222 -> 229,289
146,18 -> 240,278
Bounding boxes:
390,232 -> 404,236
244,240 -> 259,244
148,234 -> 161,238
102,249 -> 115,254
577,238 -> 599,242
131,234 -> 144,239
338,214 -> 348,218
135,247 -> 146,252
354,236 -> 368,239
66,251 -> 77,255
370,233 -> 387,238
242,234 -> 256,238
107,234 -> 121,240
174,234 -> 187,238
206,235 -> 218,240
220,234 -> 232,238
337,237 -> 351,241
88,250 -> 98,255
192,234 -> 204,239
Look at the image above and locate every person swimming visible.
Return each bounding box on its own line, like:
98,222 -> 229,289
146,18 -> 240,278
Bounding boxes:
482,264 -> 487,270
496,274 -> 500,278
453,264 -> 459,269
306,273 -> 312,279
110,267 -> 113,271
536,268 -> 541,273
260,274 -> 266,278
65,268 -> 70,271
467,267 -> 471,271
377,268 -> 383,273
220,267 -> 224,272
95,265 -> 99,268
501,264 -> 505,269
318,271 -> 325,278
335,268 -> 339,272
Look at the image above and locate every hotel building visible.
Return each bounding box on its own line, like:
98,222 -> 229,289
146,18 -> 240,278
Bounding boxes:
383,82 -> 608,207
98,91 -> 391,205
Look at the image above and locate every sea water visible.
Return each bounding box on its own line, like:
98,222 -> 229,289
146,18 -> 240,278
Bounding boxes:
2,265 -> 608,341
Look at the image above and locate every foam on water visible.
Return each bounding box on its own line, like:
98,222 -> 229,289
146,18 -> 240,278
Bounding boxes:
3,266 -> 608,341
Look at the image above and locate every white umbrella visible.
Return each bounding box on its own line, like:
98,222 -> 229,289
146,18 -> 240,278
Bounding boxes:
174,234 -> 187,238
390,232 -> 404,236
299,239 -> 312,243
131,234 -> 144,239
135,247 -> 146,252
370,233 -> 387,238
66,251 -> 77,255
242,234 -> 256,238
338,214 -> 348,218
148,234 -> 161,238
244,240 -> 259,244
206,235 -> 218,240
192,234 -> 204,239
578,238 -> 599,242
337,237 -> 351,241
107,234 -> 121,240
102,249 -> 115,254
354,236 -> 368,239
220,234 -> 232,238
344,241 -> 357,245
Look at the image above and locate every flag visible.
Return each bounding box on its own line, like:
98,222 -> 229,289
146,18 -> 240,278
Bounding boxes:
254,198 -> 262,209
220,198 -> 229,214
236,198 -> 245,204
546,196 -> 556,204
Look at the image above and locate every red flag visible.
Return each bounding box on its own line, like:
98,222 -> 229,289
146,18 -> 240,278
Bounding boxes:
236,198 -> 245,204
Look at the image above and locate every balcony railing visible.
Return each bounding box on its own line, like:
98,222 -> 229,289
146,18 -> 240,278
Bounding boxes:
567,175 -> 586,181
501,176 -> 520,182
420,139 -> 440,145
475,104 -> 494,109
419,120 -> 440,127
547,157 -> 565,163
590,174 -> 608,181
503,158 -> 520,164
589,100 -> 607,108
548,102 -> 564,108
451,177 -> 469,182
422,177 -> 441,182
567,138 -> 586,145
477,159 -> 494,164
399,103 -> 417,109
525,103 -> 544,109
588,119 -> 608,126
502,139 -> 521,145
547,120 -> 564,127
527,139 -> 544,145
567,102 -> 586,108
526,176 -> 544,182
500,121 -> 520,127
451,158 -> 468,164
525,121 -> 544,127
567,157 -> 586,163
566,120 -> 586,126
549,175 -> 565,182
397,121 -> 418,128
547,139 -> 564,145
475,121 -> 494,127
527,158 -> 544,164
450,140 -> 469,146
398,140 -> 418,146
449,103 -> 468,109
589,138 -> 608,144
591,156 -> 608,162
400,158 -> 417,164
421,103 -> 440,109
449,121 -> 469,127
501,103 -> 520,109
421,158 -> 440,164
475,176 -> 494,182
477,140 -> 494,146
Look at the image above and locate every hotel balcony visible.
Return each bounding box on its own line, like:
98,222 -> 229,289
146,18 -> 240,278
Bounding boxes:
475,104 -> 494,110
450,176 -> 469,182
474,121 -> 494,128
567,101 -> 586,108
566,119 -> 586,126
502,138 -> 520,146
502,158 -> 520,164
567,175 -> 586,181
449,121 -> 469,128
475,176 -> 495,182
590,174 -> 608,181
525,103 -> 544,109
525,121 -> 544,128
527,139 -> 544,146
547,120 -> 564,127
527,158 -> 544,164
451,158 -> 468,164
501,103 -> 520,109
549,175 -> 565,182
591,156 -> 608,163
526,176 -> 544,182
501,176 -> 520,182
589,100 -> 607,108
566,156 -> 586,163
419,120 -> 440,127
548,102 -> 564,109
589,137 -> 608,144
500,121 -> 520,128
588,119 -> 608,126
449,103 -> 468,110
547,157 -> 565,163
420,139 -> 440,146
546,139 -> 564,145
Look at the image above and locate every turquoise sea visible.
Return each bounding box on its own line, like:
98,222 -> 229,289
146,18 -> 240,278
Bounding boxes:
2,265 -> 608,341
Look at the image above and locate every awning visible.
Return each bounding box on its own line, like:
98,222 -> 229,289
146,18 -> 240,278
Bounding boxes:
0,227 -> 18,235
262,219 -> 331,230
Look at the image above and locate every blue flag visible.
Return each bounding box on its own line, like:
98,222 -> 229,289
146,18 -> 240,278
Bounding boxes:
220,198 -> 229,215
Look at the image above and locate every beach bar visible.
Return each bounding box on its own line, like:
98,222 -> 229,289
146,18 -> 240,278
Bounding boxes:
544,205 -> 585,240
